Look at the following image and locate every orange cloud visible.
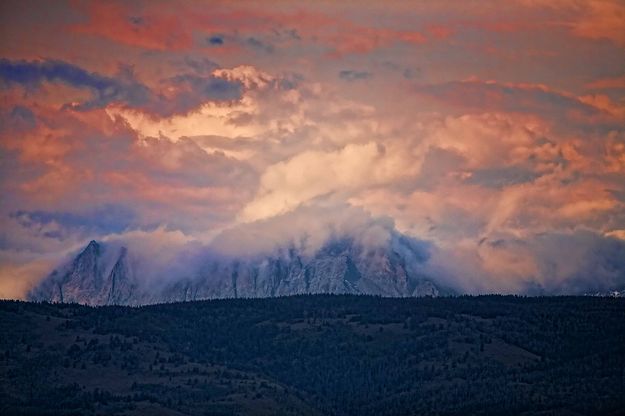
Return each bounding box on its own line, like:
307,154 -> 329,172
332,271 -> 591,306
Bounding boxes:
415,79 -> 625,128
521,0 -> 625,46
2,1 -> 625,296
586,74 -> 625,90
570,0 -> 625,46
578,94 -> 625,119
326,26 -> 426,57
426,24 -> 454,39
70,1 -> 194,50
68,1 -> 429,57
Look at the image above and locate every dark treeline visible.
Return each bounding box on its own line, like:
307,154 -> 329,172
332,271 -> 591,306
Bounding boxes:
1,295 -> 625,415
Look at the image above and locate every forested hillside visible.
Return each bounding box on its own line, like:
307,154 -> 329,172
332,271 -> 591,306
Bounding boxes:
1,295 -> 625,415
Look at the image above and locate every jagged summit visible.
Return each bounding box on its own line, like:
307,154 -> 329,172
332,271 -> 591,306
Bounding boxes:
85,239 -> 100,251
29,234 -> 447,306
29,242 -> 131,305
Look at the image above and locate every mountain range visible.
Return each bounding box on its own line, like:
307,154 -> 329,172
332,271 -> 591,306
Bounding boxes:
29,235 -> 446,305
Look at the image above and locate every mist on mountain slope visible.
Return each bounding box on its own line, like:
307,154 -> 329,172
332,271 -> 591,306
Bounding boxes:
27,203 -> 625,301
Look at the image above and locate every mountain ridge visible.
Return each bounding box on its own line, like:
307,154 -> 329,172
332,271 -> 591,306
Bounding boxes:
29,235 -> 447,306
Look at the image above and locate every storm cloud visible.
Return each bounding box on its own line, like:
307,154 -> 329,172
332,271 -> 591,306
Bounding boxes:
1,0 -> 624,298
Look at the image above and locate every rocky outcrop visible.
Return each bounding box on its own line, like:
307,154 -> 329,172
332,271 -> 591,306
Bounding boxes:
29,235 -> 447,305
29,241 -> 135,305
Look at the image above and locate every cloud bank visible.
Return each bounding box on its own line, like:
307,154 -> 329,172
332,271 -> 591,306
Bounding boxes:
1,0 -> 624,298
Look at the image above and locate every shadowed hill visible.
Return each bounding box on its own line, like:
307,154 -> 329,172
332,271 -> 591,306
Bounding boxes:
1,295 -> 625,415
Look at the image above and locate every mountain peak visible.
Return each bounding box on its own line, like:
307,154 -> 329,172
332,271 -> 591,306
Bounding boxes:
118,246 -> 128,258
29,241 -> 135,305
30,234 -> 446,305
81,240 -> 101,256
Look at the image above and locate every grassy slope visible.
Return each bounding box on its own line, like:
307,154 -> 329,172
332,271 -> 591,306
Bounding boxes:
1,295 -> 625,415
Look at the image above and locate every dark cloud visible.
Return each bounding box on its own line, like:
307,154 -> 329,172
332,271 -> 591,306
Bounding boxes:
11,204 -> 139,239
162,73 -> 243,114
0,106 -> 37,133
277,28 -> 301,41
0,58 -> 103,88
207,35 -> 224,45
403,68 -> 421,79
246,37 -> 274,53
608,189 -> 625,203
182,57 -> 220,74
10,106 -> 36,126
339,70 -> 372,81
466,166 -> 540,188
169,74 -> 242,100
0,58 -> 151,110
0,58 -> 244,116
380,62 -> 421,79
267,71 -> 303,91
128,16 -> 144,26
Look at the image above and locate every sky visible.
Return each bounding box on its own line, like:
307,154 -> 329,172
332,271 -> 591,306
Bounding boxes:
1,0 -> 625,298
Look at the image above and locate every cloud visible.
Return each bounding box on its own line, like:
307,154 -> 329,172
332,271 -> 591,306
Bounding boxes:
0,252 -> 57,300
322,22 -> 427,56
0,59 -> 245,116
0,105 -> 37,133
70,1 -> 194,50
519,0 -> 625,46
585,74 -> 625,90
11,204 -> 138,238
245,37 -> 275,54
159,73 -> 244,114
1,101 -> 259,238
569,0 -> 625,47
107,65 -> 281,141
339,70 -> 372,82
0,58 -> 151,110
0,99 -> 263,297
422,229 -> 625,294
415,80 -> 616,125
2,1 -> 625,299
239,141 -> 419,222
207,35 -> 225,45
465,166 -> 540,189
578,94 -> 625,119
213,202 -> 398,258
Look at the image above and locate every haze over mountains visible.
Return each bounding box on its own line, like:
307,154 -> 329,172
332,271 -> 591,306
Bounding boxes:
29,234 -> 444,306
2,2 -> 625,415
27,218 -> 625,305
1,1 -> 625,307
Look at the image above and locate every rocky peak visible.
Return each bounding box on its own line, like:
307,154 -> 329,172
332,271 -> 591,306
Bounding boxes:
105,246 -> 135,305
84,240 -> 101,254
29,242 -> 136,305
30,234 -> 446,306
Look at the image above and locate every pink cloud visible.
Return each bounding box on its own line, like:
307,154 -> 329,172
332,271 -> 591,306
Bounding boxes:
70,1 -> 194,50
415,79 -> 623,127
586,74 -> 625,90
